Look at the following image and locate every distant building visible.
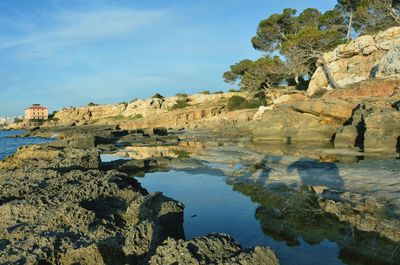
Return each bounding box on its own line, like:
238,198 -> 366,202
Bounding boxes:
25,104 -> 49,120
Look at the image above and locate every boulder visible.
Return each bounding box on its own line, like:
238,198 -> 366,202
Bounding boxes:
149,234 -> 279,265
0,144 -> 101,170
376,47 -> 400,78
308,27 -> 400,96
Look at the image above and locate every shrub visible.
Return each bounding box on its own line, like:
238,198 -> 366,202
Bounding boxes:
172,100 -> 191,110
213,91 -> 224,94
131,114 -> 143,119
172,149 -> 191,159
48,111 -> 58,120
87,102 -> 97,106
200,90 -> 210,94
151,93 -> 164,99
228,89 -> 238,93
176,93 -> 188,98
113,114 -> 143,120
227,96 -> 265,111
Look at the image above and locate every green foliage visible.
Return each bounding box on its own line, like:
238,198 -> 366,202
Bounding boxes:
223,1 -> 399,95
131,114 -> 143,119
29,118 -> 45,123
223,59 -> 253,83
352,0 -> 400,35
228,89 -> 238,93
113,114 -> 143,120
212,91 -> 224,94
87,102 -> 97,106
151,93 -> 164,99
176,93 -> 188,98
226,96 -> 265,111
200,90 -> 210,94
251,8 -> 298,53
172,99 -> 191,110
48,111 -> 58,120
14,118 -> 23,123
224,56 -> 285,93
172,149 -> 191,159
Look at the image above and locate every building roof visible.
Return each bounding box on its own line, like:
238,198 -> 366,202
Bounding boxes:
25,104 -> 48,110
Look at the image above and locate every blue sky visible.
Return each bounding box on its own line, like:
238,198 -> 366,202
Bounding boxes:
0,0 -> 336,116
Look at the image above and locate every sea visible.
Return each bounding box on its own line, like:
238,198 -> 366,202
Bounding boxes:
0,130 -> 50,160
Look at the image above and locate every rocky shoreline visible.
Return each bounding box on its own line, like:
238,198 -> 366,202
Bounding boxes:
0,126 -> 280,265
1,125 -> 399,264
1,26 -> 400,264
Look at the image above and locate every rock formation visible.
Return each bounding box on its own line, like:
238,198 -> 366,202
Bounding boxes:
308,27 -> 400,96
0,127 -> 279,265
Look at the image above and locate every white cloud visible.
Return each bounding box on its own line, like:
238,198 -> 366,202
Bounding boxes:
0,8 -> 169,57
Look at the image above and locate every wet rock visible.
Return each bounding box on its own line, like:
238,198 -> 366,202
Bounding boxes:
0,169 -> 185,264
153,127 -> 168,136
0,144 -> 101,170
149,234 -> 279,265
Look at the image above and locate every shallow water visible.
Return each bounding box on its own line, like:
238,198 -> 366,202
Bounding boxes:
0,130 -> 50,160
137,169 -> 347,265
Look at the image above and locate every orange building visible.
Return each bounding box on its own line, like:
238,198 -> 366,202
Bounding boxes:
25,104 -> 49,120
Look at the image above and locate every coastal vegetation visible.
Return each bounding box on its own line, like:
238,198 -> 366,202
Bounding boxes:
226,95 -> 265,111
224,0 -> 400,95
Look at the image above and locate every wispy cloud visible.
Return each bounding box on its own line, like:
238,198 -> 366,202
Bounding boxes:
0,8 -> 170,57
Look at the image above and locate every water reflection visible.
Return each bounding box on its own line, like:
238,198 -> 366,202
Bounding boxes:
233,183 -> 400,265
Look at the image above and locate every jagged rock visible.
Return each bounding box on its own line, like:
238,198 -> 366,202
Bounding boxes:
376,47 -> 400,78
308,27 -> 400,96
148,234 -> 279,265
0,144 -> 101,170
364,108 -> 400,153
0,168 -> 185,265
334,100 -> 400,153
252,98 -> 355,142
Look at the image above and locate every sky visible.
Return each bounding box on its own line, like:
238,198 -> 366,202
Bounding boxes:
0,0 -> 336,116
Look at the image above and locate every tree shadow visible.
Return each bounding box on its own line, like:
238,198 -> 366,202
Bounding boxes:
287,158 -> 344,191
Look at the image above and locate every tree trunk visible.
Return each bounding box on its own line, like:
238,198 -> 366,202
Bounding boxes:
320,56 -> 340,89
295,76 -> 300,84
347,11 -> 353,41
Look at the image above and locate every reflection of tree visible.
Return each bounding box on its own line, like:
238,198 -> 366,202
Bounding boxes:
233,183 -> 400,265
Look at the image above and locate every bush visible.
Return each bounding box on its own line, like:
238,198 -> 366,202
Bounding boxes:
151,93 -> 164,99
200,90 -> 210,94
227,96 -> 265,111
48,111 -> 58,120
176,93 -> 188,98
213,91 -> 224,94
172,100 -> 191,110
172,150 -> 191,159
131,114 -> 143,119
228,89 -> 238,93
113,114 -> 143,120
87,102 -> 97,106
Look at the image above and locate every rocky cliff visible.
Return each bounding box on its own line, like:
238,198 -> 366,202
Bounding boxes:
47,92 -> 255,132
252,78 -> 400,154
308,27 -> 400,96
8,27 -> 400,155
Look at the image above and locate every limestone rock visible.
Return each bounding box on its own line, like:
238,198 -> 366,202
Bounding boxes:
376,47 -> 400,78
149,234 -> 279,265
308,27 -> 400,96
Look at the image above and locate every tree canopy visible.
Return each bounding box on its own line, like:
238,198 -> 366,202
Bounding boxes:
223,0 -> 400,95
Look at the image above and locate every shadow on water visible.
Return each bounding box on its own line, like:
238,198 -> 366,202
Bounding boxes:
287,158 -> 344,190
133,142 -> 400,265
229,156 -> 399,265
